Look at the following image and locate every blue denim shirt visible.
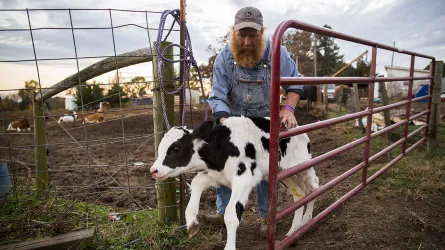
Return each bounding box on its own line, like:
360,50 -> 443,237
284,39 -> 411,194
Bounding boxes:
208,37 -> 302,122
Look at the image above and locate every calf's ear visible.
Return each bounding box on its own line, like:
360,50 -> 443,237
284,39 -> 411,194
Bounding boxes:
192,120 -> 214,140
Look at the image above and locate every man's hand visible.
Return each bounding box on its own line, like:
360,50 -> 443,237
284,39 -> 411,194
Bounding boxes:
279,91 -> 299,129
279,108 -> 297,129
219,118 -> 227,123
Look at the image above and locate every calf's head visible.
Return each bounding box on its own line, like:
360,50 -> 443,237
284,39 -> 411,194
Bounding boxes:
150,121 -> 214,180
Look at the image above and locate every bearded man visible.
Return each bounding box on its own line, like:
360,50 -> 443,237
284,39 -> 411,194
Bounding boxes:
207,6 -> 302,237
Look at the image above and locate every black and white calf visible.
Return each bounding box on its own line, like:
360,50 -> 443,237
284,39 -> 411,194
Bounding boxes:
150,116 -> 319,250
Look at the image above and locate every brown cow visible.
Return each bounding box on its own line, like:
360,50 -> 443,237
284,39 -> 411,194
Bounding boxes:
7,119 -> 31,132
81,101 -> 110,124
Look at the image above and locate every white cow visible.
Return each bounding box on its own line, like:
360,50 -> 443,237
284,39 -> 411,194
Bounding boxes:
57,111 -> 77,124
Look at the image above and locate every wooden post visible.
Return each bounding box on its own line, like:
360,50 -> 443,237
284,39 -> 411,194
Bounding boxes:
33,100 -> 48,197
353,83 -> 365,133
323,84 -> 328,113
427,61 -> 443,152
379,81 -> 392,143
337,85 -> 344,116
152,41 -> 177,223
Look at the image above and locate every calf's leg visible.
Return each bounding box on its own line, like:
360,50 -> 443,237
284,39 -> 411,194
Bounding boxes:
186,171 -> 216,238
224,176 -> 255,250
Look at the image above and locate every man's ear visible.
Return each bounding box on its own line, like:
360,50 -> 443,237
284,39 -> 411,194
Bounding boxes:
192,120 -> 214,140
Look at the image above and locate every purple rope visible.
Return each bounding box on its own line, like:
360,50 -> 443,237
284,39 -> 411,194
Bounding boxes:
156,9 -> 209,130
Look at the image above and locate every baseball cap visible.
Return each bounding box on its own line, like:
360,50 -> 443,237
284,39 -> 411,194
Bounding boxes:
234,6 -> 263,31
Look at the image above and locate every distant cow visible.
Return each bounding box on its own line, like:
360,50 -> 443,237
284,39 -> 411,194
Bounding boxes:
81,101 -> 110,124
7,119 -> 31,132
58,111 -> 77,124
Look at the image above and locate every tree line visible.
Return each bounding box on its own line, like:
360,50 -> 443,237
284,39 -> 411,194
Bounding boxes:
1,75 -> 150,111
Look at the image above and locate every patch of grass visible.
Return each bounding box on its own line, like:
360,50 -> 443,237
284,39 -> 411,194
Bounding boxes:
370,128 -> 445,199
1,193 -> 193,249
83,210 -> 189,250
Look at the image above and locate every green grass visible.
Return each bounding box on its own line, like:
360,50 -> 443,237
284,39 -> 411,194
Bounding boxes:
1,187 -> 203,250
367,126 -> 445,198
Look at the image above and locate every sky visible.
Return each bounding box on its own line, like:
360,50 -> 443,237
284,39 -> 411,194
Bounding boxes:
0,0 -> 444,95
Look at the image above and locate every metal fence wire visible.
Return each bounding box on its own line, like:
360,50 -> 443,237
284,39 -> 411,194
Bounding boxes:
0,7 -> 208,249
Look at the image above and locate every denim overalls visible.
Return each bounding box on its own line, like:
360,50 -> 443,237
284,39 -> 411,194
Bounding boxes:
216,56 -> 270,218
229,57 -> 271,117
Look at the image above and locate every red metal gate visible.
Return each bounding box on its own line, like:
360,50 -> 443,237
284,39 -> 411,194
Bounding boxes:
267,20 -> 436,249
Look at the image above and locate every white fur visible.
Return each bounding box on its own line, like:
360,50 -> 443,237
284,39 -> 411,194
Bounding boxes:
58,111 -> 77,124
150,117 -> 319,250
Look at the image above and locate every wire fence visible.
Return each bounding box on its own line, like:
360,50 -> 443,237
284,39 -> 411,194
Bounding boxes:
0,7 -> 209,249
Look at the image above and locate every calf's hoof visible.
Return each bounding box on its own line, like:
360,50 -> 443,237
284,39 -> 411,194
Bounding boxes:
187,221 -> 200,239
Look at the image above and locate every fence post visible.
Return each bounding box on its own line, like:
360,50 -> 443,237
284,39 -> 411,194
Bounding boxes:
152,41 -> 177,223
378,81 -> 392,143
427,60 -> 443,152
323,84 -> 328,113
33,99 -> 48,197
337,85 -> 344,116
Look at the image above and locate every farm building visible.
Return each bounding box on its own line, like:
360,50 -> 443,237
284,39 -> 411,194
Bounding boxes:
64,96 -> 77,111
383,65 -> 431,98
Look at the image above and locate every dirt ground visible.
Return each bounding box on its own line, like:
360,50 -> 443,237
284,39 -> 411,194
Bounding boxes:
1,101 -> 444,249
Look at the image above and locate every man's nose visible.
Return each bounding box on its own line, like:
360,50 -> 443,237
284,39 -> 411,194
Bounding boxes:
243,37 -> 251,46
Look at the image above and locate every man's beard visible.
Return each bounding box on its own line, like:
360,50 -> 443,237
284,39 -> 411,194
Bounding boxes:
230,33 -> 266,68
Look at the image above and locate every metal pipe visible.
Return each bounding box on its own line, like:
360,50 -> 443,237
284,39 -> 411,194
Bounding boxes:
280,76 -> 432,85
406,137 -> 427,154
280,110 -> 371,138
366,154 -> 404,183
409,110 -> 429,121
276,162 -> 366,221
279,20 -> 434,59
408,125 -> 426,139
362,47 -> 377,185
402,55 -> 415,154
371,120 -> 407,139
276,183 -> 366,249
369,138 -> 405,163
277,137 -> 368,181
425,60 -> 436,138
267,19 -> 285,250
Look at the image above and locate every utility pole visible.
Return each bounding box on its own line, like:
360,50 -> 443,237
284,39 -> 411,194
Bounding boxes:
391,41 -> 395,66
313,34 -> 322,105
313,34 -> 317,77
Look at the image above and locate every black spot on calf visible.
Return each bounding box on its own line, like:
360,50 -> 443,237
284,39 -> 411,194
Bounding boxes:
279,138 -> 291,157
261,137 -> 269,152
237,163 -> 246,176
250,162 -> 257,175
197,125 -> 240,171
249,117 -> 270,133
235,202 -> 244,222
245,143 -> 256,159
307,142 -> 311,154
